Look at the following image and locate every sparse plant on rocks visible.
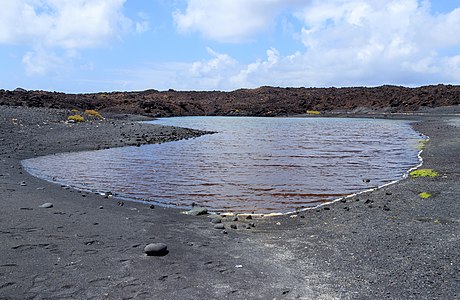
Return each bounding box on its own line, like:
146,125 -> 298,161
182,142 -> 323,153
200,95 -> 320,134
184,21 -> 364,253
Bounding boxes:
307,110 -> 321,115
84,109 -> 104,120
67,114 -> 85,122
417,139 -> 428,150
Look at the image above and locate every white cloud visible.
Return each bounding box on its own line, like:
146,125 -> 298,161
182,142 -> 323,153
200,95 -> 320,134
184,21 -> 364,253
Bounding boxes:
291,0 -> 460,85
135,12 -> 150,34
0,0 -> 134,76
22,48 -> 65,76
0,0 -> 131,49
173,0 -> 303,42
164,0 -> 460,90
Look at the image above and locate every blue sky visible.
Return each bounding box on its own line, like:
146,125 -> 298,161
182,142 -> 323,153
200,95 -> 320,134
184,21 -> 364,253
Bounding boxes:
1,0 -> 460,93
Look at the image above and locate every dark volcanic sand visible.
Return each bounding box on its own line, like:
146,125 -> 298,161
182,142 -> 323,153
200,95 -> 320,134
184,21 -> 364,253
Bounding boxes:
0,106 -> 459,299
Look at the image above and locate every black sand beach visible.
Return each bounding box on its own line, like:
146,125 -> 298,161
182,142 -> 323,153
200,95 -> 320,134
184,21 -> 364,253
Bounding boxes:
1,106 -> 459,299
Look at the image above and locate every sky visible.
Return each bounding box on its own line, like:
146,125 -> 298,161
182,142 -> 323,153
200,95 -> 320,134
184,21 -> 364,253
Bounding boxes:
1,0 -> 460,93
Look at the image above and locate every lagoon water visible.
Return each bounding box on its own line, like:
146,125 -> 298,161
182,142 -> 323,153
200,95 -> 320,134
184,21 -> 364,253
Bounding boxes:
23,117 -> 422,213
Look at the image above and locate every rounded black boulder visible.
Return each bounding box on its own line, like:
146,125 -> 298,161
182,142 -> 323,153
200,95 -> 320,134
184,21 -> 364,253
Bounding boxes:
144,243 -> 168,256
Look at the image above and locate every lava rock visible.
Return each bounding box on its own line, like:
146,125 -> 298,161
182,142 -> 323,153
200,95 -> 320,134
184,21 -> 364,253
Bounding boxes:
144,243 -> 168,256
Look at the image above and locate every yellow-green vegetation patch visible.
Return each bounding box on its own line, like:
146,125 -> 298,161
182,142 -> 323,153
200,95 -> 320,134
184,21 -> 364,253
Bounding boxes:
84,109 -> 104,120
71,108 -> 80,113
306,110 -> 321,115
410,169 -> 438,178
418,192 -> 432,199
68,114 -> 85,122
417,139 -> 428,150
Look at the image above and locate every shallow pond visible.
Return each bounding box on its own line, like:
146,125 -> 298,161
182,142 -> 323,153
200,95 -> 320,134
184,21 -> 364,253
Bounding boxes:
23,117 -> 423,213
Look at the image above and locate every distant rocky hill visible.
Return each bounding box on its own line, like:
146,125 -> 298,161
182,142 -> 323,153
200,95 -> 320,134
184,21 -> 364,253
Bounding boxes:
1,85 -> 459,117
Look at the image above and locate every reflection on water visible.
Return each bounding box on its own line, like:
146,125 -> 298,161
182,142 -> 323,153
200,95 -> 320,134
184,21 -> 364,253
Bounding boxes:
22,117 -> 422,213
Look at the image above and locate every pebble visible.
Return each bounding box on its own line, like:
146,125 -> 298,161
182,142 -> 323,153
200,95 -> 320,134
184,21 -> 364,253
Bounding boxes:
230,224 -> 237,229
214,224 -> 225,230
149,204 -> 155,209
39,203 -> 53,208
185,207 -> 208,216
99,206 -> 104,209
232,216 -> 239,222
210,215 -> 223,223
144,243 -> 168,256
19,181 -> 26,186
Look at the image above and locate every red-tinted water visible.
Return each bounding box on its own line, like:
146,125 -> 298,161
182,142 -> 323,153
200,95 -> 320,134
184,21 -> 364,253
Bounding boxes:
22,117 -> 422,213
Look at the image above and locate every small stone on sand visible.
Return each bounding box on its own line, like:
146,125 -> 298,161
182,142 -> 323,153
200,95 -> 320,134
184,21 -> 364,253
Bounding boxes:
214,224 -> 225,230
39,203 -> 53,208
210,215 -> 223,223
144,243 -> 168,256
185,207 -> 208,216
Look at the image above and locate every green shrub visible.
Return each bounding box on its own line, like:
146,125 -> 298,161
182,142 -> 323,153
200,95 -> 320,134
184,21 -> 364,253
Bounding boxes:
410,169 -> 438,178
419,192 -> 432,199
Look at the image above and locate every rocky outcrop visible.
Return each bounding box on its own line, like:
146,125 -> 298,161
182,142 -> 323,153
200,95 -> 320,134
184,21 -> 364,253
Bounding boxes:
1,84 -> 459,117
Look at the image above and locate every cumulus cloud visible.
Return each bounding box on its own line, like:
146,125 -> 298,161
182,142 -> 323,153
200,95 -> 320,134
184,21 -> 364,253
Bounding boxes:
166,0 -> 460,89
173,0 -> 303,42
0,0 -> 131,48
292,0 -> 460,86
0,0 -> 133,76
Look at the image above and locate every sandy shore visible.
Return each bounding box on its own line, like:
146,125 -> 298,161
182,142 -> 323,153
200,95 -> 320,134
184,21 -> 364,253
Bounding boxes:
0,106 -> 459,299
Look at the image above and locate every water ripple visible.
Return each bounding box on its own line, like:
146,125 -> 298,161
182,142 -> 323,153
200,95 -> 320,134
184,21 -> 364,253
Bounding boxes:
22,117 -> 422,213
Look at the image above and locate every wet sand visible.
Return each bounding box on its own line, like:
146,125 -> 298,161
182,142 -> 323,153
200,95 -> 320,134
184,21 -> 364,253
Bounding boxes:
0,106 -> 459,299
